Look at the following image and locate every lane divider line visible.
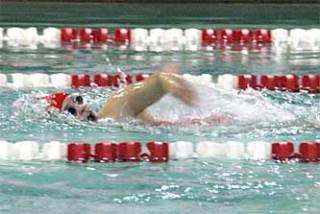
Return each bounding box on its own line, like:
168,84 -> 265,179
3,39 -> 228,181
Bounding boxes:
1,27 -> 319,51
0,140 -> 319,163
0,73 -> 319,93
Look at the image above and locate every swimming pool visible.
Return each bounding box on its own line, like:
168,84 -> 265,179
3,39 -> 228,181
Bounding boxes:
1,2 -> 320,214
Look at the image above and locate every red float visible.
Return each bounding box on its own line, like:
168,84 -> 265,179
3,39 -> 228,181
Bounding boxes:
201,29 -> 218,46
94,74 -> 113,87
71,74 -> 91,88
114,28 -> 131,45
228,29 -> 253,43
277,74 -> 299,92
79,28 -> 93,43
255,29 -> 272,43
113,74 -> 132,87
94,142 -> 117,162
147,142 -> 169,162
302,74 -> 320,92
112,75 -> 120,87
239,29 -> 254,43
238,74 -> 257,90
219,29 -> 234,43
117,142 -> 141,161
125,74 -> 133,84
67,142 -> 91,162
272,142 -> 294,161
260,75 -> 277,90
92,28 -> 108,43
135,74 -> 150,82
61,28 -> 77,43
299,142 -> 319,161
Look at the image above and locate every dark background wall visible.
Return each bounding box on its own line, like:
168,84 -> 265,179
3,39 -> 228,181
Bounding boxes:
1,0 -> 319,3
0,1 -> 319,28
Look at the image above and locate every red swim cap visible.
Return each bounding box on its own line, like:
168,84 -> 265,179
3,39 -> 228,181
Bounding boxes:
44,92 -> 69,111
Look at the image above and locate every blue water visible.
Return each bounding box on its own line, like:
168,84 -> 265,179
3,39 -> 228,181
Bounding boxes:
1,2 -> 320,214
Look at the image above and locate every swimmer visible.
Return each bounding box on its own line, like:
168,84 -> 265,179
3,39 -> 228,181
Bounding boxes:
42,64 -> 198,125
41,64 -> 230,125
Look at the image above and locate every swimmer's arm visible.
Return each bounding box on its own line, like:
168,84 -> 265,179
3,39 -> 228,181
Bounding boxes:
98,64 -> 195,119
137,110 -> 174,126
136,110 -> 158,125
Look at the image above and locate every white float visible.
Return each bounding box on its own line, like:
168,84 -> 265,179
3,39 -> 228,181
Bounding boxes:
13,141 -> 40,160
271,28 -> 289,44
149,28 -> 165,52
21,27 -> 39,48
131,28 -> 149,52
9,73 -> 26,88
226,141 -> 246,159
164,28 -> 184,51
216,74 -> 237,90
246,141 -> 271,160
169,141 -> 194,159
0,74 -> 7,87
196,141 -> 226,158
184,28 -> 201,51
289,28 -> 306,50
50,73 -> 71,88
42,27 -> 61,48
42,141 -> 67,160
6,27 -> 24,47
24,73 -> 50,88
0,141 -> 14,160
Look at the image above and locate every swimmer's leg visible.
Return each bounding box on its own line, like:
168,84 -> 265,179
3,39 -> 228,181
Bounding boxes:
97,64 -> 196,119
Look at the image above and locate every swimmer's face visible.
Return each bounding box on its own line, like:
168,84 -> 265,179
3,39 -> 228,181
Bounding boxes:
63,95 -> 98,122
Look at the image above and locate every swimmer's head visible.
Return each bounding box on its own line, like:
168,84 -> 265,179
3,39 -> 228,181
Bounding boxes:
62,94 -> 98,122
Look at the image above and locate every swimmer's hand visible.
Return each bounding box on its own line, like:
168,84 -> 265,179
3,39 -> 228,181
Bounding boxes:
158,64 -> 196,106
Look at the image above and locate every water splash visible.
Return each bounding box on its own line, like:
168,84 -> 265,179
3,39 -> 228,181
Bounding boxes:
7,81 -> 320,141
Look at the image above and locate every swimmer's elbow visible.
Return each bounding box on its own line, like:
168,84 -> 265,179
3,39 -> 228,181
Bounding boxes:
136,110 -> 158,125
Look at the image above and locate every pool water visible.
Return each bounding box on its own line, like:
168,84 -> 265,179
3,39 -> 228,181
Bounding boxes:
0,2 -> 320,214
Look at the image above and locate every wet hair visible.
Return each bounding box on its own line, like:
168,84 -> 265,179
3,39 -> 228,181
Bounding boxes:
87,112 -> 98,122
66,106 -> 77,116
74,95 -> 83,104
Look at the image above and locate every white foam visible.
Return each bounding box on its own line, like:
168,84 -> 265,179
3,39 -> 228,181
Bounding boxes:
183,74 -> 212,86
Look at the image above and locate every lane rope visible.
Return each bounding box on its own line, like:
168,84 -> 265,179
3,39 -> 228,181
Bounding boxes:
0,73 -> 319,93
0,140 -> 319,163
0,27 -> 319,51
